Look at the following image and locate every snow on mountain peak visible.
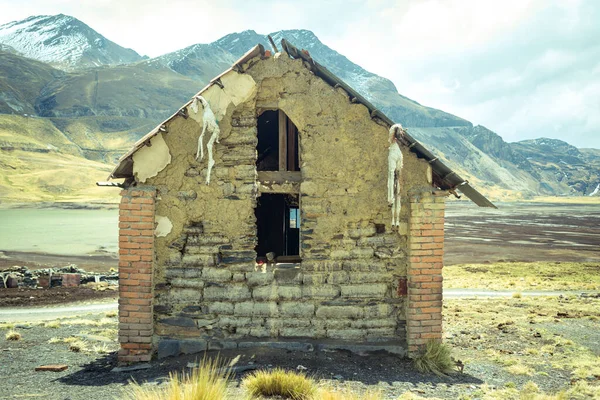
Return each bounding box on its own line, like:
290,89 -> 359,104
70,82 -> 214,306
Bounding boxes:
0,14 -> 141,69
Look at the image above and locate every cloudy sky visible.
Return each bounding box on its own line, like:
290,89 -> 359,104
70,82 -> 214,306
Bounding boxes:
1,0 -> 598,148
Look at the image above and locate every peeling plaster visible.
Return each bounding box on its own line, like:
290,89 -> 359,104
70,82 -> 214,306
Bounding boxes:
155,215 -> 173,237
133,133 -> 171,183
221,71 -> 256,106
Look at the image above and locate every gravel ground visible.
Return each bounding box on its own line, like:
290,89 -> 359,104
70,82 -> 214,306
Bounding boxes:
0,313 -> 481,400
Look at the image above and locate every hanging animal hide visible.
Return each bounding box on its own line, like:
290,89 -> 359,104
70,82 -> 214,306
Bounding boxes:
192,95 -> 220,184
388,124 -> 404,227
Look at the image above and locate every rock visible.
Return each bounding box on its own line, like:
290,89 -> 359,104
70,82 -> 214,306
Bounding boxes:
111,364 -> 151,373
158,339 -> 180,359
35,365 -> 68,372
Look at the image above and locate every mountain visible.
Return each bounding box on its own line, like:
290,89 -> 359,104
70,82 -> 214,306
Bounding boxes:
0,15 -> 598,202
0,15 -> 143,69
165,29 -> 471,128
0,50 -> 64,114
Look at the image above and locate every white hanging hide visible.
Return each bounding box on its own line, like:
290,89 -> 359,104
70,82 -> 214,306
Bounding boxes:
192,95 -> 220,184
388,124 -> 404,227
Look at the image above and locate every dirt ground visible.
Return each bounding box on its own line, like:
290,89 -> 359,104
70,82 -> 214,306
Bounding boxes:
444,201 -> 600,265
2,295 -> 599,400
0,286 -> 117,307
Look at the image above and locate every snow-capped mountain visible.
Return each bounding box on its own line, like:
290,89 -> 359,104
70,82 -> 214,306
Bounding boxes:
148,43 -> 237,82
0,14 -> 143,69
0,14 -> 599,199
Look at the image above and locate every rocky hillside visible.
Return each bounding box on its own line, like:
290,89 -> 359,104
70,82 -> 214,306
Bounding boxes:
0,14 -> 598,201
0,14 -> 143,69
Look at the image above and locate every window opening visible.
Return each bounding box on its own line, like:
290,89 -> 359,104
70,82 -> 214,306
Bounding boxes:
257,110 -> 299,172
255,193 -> 300,263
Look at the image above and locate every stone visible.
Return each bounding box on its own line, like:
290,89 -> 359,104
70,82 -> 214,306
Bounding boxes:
159,317 -> 196,327
252,285 -> 301,301
238,341 -> 314,352
158,339 -> 180,359
274,267 -> 302,284
202,268 -> 233,282
234,302 -> 279,317
208,302 -> 234,315
111,364 -> 151,373
315,305 -> 364,319
280,302 -> 315,318
204,285 -> 251,301
301,285 -> 340,299
179,340 -> 208,354
246,271 -> 274,286
208,341 -> 238,350
35,365 -> 68,372
340,284 -> 388,298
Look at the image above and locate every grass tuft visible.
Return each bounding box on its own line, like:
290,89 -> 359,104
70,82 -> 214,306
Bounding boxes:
5,330 -> 22,341
413,340 -> 454,376
505,363 -> 534,376
44,321 -> 61,329
123,356 -> 230,400
242,368 -> 316,399
68,339 -> 89,353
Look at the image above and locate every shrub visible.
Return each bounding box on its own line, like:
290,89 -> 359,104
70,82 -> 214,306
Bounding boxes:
5,330 -> 21,341
123,356 -> 229,400
242,368 -> 316,399
413,340 -> 454,376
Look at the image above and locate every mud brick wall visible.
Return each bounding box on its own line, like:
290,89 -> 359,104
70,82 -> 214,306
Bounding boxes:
117,54 -> 440,362
117,188 -> 155,363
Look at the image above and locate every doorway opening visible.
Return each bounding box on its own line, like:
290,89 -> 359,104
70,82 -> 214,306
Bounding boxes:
255,193 -> 300,263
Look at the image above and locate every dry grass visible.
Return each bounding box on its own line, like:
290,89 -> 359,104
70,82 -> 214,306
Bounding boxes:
68,339 -> 89,353
5,330 -> 22,341
44,321 -> 61,329
505,363 -> 534,376
316,386 -> 384,400
104,311 -> 118,318
476,380 -> 600,399
413,340 -> 454,376
0,323 -> 15,330
123,357 -> 230,400
444,261 -> 600,291
445,295 -> 600,389
242,368 -> 316,399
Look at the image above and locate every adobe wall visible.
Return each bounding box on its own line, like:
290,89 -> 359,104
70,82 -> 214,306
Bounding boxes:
117,54 -> 437,361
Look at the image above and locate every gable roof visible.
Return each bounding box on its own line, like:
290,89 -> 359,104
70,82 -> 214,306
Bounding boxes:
109,39 -> 496,208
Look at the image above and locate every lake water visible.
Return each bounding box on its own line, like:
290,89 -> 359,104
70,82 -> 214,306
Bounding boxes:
0,202 -> 598,264
0,208 -> 118,256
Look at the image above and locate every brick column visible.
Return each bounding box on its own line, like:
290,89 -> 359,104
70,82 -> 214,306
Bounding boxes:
406,192 -> 445,356
118,187 -> 156,364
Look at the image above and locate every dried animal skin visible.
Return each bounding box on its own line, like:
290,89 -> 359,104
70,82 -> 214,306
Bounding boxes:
388,123 -> 404,226
192,95 -> 220,184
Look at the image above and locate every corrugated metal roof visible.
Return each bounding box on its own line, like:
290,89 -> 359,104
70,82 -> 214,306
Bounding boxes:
109,39 -> 495,208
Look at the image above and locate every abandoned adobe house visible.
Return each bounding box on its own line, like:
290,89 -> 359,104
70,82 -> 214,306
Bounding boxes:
107,40 -> 495,364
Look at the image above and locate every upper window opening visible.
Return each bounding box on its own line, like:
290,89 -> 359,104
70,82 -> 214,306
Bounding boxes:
257,110 -> 299,172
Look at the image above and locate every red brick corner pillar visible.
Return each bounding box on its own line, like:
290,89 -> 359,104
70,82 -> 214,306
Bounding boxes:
118,187 -> 156,364
406,191 -> 445,357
